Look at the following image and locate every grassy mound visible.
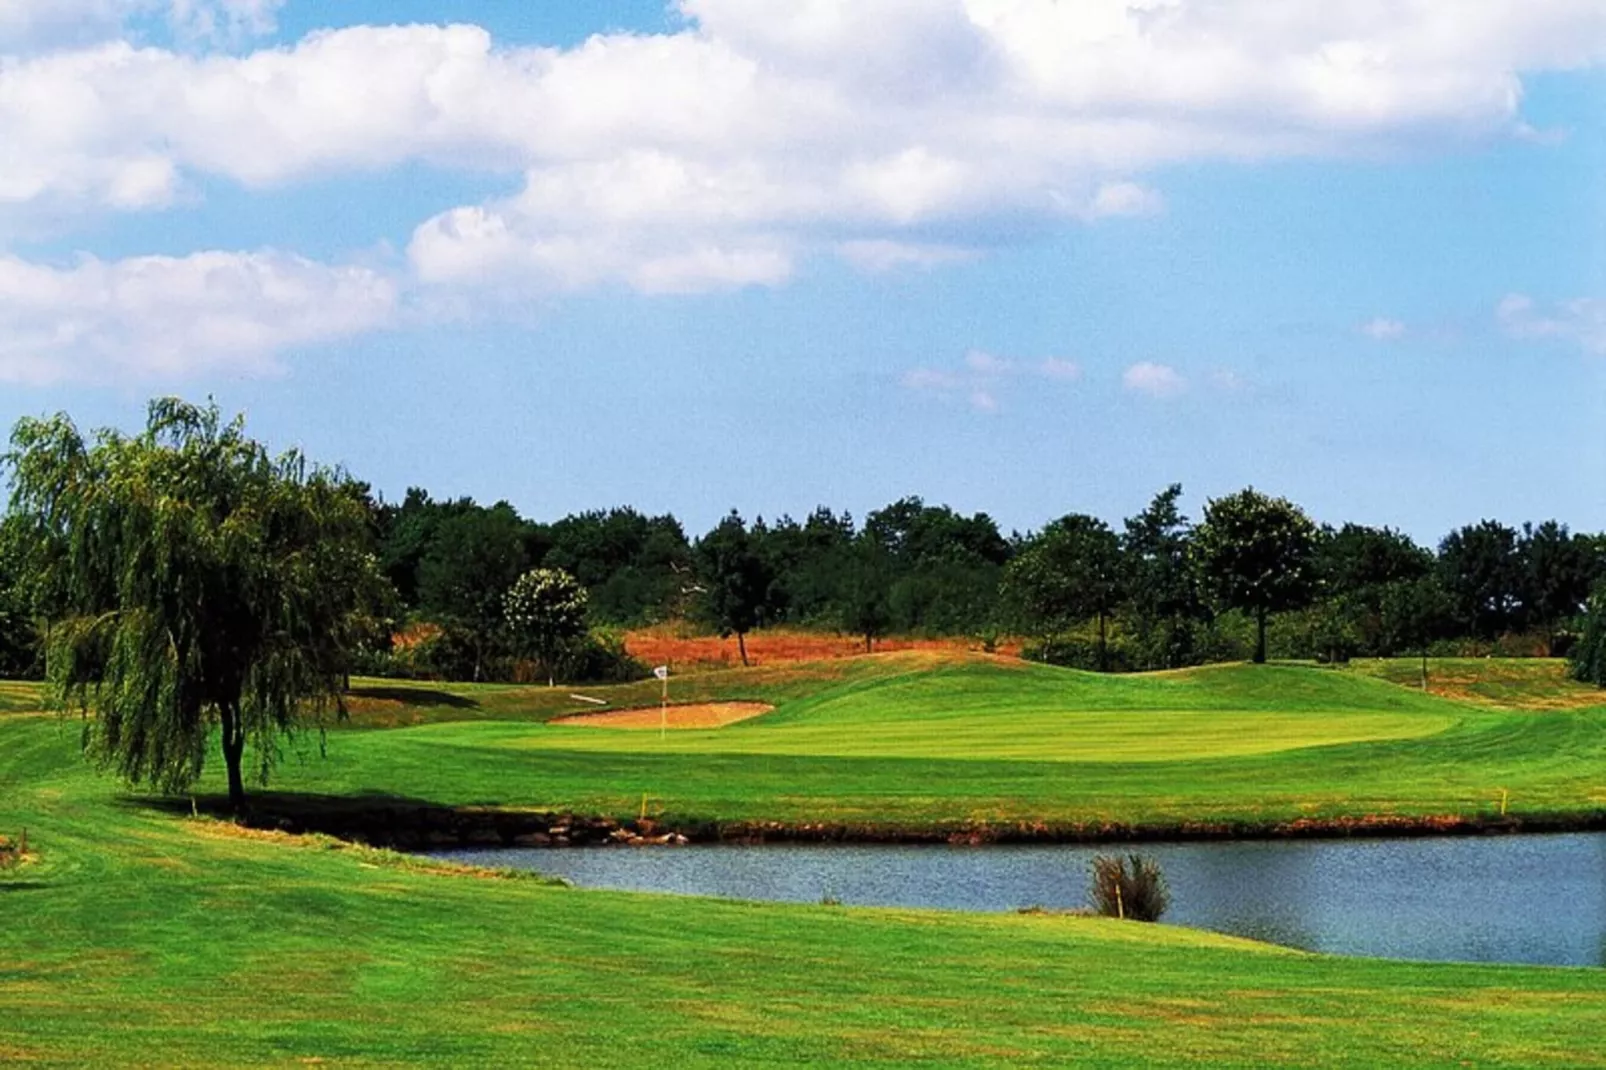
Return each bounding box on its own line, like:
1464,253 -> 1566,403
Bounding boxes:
101,654 -> 1590,831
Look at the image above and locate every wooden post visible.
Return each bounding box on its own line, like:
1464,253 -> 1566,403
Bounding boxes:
1115,875 -> 1125,920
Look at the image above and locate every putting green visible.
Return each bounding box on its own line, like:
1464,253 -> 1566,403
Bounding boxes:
503,660 -> 1458,762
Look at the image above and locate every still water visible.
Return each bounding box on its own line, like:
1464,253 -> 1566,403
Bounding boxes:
437,832 -> 1606,967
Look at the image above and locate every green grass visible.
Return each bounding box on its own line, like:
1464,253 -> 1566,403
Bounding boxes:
520,658 -> 1458,762
116,654 -> 1596,830
1349,656 -> 1606,709
3,656 -> 1605,1065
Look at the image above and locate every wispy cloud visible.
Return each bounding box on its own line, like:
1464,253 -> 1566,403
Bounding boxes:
1123,361 -> 1186,398
1359,317 -> 1406,341
904,348 -> 1081,412
1498,293 -> 1606,355
1038,356 -> 1082,381
837,240 -> 979,275
964,349 -> 1013,375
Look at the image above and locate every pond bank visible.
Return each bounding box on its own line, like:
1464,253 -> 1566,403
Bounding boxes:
212,794 -> 1606,851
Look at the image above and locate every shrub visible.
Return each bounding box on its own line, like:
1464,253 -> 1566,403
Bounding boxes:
1089,853 -> 1169,922
1023,633 -> 1133,673
553,629 -> 650,685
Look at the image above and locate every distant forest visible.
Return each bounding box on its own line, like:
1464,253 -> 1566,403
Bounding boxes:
4,482 -> 1604,682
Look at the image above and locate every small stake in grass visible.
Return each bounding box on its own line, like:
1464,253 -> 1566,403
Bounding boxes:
1500,789 -> 1509,816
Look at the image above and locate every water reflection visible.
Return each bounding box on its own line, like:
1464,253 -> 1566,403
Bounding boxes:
436,832 -> 1606,967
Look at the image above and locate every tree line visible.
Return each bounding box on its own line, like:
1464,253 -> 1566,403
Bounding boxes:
316,482 -> 1606,678
5,418 -> 1606,685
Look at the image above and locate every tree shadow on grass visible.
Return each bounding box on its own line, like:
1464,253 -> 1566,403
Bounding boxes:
344,686 -> 479,710
0,880 -> 46,892
125,790 -> 605,850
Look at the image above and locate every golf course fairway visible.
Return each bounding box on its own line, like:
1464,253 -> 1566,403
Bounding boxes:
2,655 -> 1604,1066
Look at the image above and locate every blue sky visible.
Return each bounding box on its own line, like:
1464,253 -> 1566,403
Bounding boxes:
2,1 -> 1604,544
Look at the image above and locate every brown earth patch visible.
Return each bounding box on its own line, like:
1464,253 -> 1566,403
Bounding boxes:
554,701 -> 775,730
624,626 -> 1022,669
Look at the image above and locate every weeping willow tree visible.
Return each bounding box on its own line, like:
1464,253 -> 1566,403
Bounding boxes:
1570,586 -> 1606,688
2,398 -> 387,812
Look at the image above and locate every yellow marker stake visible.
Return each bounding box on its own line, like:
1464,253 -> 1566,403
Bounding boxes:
1500,789 -> 1509,816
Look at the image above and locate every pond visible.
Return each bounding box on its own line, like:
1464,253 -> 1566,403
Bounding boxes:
436,832 -> 1606,967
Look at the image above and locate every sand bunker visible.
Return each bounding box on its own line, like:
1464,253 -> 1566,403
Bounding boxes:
555,702 -> 774,730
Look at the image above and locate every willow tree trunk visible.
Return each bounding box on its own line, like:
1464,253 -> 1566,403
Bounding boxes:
219,700 -> 247,813
737,631 -> 749,667
1254,607 -> 1268,664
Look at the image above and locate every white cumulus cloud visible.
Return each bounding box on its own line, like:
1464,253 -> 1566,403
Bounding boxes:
0,249 -> 397,384
0,2 -> 1601,301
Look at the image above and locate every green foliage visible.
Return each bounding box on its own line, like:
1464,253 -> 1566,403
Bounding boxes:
0,524 -> 41,678
1090,854 -> 1170,922
1437,520 -> 1525,640
1521,521 -> 1600,653
1022,632 -> 1134,673
1121,484 -> 1208,670
543,508 -> 693,625
553,628 -> 651,685
1568,586 -> 1606,687
1005,513 -> 1123,669
503,567 -> 589,686
1194,488 -> 1319,663
861,496 -> 1010,634
2,398 -> 387,809
838,535 -> 893,651
416,501 -> 533,679
694,511 -> 774,665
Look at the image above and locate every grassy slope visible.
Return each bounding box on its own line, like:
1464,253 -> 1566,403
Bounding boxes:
1350,656 -> 1606,710
2,723 -> 1604,1067
120,654 -> 1601,829
3,657 -> 1605,1066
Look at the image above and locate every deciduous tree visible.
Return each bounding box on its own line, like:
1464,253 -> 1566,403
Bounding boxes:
503,567 -> 589,687
1005,513 -> 1124,670
1194,488 -> 1318,664
1437,520 -> 1525,640
695,511 -> 773,666
1122,485 -> 1205,669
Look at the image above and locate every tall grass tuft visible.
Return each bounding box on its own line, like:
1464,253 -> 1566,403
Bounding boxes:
1090,853 -> 1169,922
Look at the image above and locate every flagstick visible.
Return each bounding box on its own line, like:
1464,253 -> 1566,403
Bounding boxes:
660,664 -> 668,743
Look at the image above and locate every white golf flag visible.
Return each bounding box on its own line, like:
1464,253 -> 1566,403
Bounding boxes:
653,665 -> 669,681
